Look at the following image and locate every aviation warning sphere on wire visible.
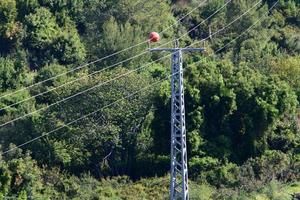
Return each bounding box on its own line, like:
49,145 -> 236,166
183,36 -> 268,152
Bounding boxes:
149,32 -> 160,42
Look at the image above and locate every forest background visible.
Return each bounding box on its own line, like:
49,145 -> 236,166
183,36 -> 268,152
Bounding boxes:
0,0 -> 299,199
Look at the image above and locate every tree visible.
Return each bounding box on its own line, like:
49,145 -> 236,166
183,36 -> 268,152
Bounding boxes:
151,58 -> 298,163
84,0 -> 174,68
0,57 -> 27,92
267,56 -> 300,99
51,18 -> 86,65
24,7 -> 60,68
24,7 -> 86,68
0,150 -> 51,199
0,0 -> 299,198
15,0 -> 39,19
25,68 -> 155,177
87,16 -> 146,68
0,0 -> 22,53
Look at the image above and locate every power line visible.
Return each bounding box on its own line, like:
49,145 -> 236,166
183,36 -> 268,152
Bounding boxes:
0,0 -> 208,100
0,0 -> 231,114
0,53 -> 170,128
0,0 -> 262,128
214,0 -> 279,54
160,0 -> 208,34
0,71 -> 179,155
0,38 -> 208,153
189,0 -> 263,48
0,0 -> 274,154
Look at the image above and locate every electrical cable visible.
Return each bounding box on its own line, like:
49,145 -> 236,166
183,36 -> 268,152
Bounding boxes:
0,0 -> 262,128
160,0 -> 208,34
0,0 -> 209,100
189,0 -> 263,48
1,71 -> 180,155
0,0 -> 278,155
0,0 -> 231,113
214,0 -> 279,54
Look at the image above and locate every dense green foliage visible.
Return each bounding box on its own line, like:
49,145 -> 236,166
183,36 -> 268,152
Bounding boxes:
0,0 -> 299,199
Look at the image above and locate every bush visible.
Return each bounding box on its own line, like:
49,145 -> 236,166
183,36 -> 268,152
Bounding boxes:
0,0 -> 23,52
0,57 -> 27,91
52,26 -> 86,65
24,8 -> 86,67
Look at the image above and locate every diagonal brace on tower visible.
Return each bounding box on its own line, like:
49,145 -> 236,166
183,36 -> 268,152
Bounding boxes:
150,40 -> 204,200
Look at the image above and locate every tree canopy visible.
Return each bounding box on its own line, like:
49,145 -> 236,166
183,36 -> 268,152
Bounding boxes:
0,0 -> 299,199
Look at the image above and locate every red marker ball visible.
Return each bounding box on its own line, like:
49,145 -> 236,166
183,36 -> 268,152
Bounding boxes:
149,32 -> 160,42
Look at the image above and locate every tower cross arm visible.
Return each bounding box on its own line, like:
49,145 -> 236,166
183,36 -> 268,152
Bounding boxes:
149,47 -> 205,52
181,47 -> 205,52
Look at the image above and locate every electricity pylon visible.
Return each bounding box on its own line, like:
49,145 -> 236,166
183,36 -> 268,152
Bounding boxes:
150,40 -> 204,200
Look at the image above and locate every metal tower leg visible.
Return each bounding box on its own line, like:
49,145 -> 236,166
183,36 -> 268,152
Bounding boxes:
170,42 -> 189,200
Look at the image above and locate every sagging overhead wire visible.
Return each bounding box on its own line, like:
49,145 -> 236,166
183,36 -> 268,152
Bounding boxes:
0,0 -> 261,128
0,0 -> 231,115
189,0 -> 263,48
0,0 -> 209,100
214,1 -> 279,54
1,71 -> 179,155
0,0 -> 280,155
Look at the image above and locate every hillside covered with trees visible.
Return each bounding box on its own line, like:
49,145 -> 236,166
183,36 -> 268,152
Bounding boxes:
0,0 -> 299,199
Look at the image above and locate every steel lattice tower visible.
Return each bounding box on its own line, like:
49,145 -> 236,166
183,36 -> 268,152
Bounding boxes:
150,40 -> 204,200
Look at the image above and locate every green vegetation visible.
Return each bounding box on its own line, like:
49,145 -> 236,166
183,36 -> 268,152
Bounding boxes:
0,0 -> 299,199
